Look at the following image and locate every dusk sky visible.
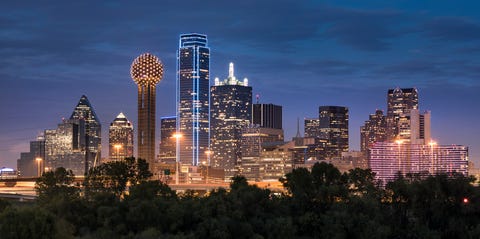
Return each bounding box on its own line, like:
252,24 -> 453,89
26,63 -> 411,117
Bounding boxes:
1,0 -> 479,168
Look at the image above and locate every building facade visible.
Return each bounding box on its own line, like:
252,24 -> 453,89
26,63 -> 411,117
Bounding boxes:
252,103 -> 282,129
386,88 -> 419,141
319,106 -> 349,158
210,63 -> 252,176
70,95 -> 101,172
159,116 -> 177,164
360,109 -> 387,154
17,135 -> 45,177
108,112 -> 134,161
369,142 -> 468,185
177,33 -> 210,166
130,53 -> 164,169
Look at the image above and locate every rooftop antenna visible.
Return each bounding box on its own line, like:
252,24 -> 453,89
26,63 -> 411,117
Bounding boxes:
256,94 -> 260,104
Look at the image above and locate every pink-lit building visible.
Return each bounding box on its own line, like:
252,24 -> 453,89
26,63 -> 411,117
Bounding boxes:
369,142 -> 468,185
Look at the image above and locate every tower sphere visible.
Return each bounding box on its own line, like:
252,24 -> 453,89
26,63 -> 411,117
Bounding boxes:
130,53 -> 164,86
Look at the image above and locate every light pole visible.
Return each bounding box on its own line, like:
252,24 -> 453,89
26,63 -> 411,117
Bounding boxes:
35,157 -> 42,177
114,144 -> 122,161
173,133 -> 183,184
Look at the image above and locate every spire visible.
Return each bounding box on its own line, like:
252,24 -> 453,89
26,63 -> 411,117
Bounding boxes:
296,117 -> 301,138
229,62 -> 234,78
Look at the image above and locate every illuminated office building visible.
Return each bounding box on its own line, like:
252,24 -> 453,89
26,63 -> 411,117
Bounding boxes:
45,119 -> 86,176
130,53 -> 164,169
108,112 -> 134,161
319,106 -> 349,158
239,126 -> 284,181
252,103 -> 282,129
70,95 -> 101,172
17,135 -> 45,177
177,33 -> 210,166
304,118 -> 320,138
386,88 -> 418,141
370,142 -> 468,185
210,63 -> 252,176
159,116 -> 177,163
360,109 -> 387,154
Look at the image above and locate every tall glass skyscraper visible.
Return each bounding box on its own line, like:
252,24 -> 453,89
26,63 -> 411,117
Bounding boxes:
210,63 -> 252,175
108,112 -> 134,161
177,33 -> 210,166
319,106 -> 349,158
386,87 -> 418,141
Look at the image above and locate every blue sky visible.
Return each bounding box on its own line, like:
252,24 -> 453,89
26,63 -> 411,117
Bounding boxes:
1,0 -> 479,168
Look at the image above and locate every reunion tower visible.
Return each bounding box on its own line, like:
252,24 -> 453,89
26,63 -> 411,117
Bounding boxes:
130,53 -> 164,169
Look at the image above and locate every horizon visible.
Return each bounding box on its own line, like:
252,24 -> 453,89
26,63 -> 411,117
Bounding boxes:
1,0 -> 479,168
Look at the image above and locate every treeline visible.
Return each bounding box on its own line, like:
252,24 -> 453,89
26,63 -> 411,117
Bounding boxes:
0,159 -> 479,239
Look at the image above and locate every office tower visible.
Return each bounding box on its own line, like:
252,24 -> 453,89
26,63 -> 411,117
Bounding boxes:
386,87 -> 418,140
304,118 -> 320,138
159,116 -> 177,163
70,95 -> 101,173
17,135 -> 45,177
370,142 -> 468,185
108,112 -> 134,161
210,63 -> 252,175
360,109 -> 387,154
319,106 -> 349,158
130,53 -> 164,168
396,109 -> 431,144
239,126 -> 284,181
259,142 -> 293,181
45,119 -> 86,176
252,103 -> 282,129
177,33 -> 210,166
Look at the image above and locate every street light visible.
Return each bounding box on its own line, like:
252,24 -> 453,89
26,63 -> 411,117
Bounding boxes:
114,144 -> 122,161
35,157 -> 42,177
173,133 -> 183,184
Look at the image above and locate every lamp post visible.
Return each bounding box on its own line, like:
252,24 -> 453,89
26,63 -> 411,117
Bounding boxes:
173,133 -> 183,184
114,144 -> 122,161
35,157 -> 42,177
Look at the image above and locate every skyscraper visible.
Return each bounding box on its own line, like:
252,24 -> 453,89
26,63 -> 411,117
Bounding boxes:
159,116 -> 177,163
386,87 -> 418,140
304,118 -> 320,138
17,135 -> 45,177
130,53 -> 164,169
177,33 -> 210,166
252,103 -> 282,129
45,119 -> 86,176
70,95 -> 101,173
319,106 -> 349,158
108,112 -> 134,161
210,63 -> 252,175
360,109 -> 387,154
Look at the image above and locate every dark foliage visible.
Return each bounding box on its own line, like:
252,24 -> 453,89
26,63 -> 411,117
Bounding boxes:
2,161 -> 476,238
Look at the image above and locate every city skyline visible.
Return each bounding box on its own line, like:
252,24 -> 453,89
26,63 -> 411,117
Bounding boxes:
1,1 -> 479,168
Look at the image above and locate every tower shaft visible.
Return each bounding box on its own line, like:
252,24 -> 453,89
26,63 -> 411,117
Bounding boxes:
137,84 -> 156,165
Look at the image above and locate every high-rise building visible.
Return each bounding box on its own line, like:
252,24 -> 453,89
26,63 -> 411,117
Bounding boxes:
397,109 -> 431,144
177,33 -> 210,166
252,104 -> 282,129
239,126 -> 284,181
360,109 -> 387,154
370,142 -> 468,185
45,119 -> 86,176
130,53 -> 164,169
304,118 -> 320,138
210,63 -> 252,176
386,87 -> 418,140
319,106 -> 349,158
108,112 -> 134,161
17,135 -> 45,177
70,95 -> 101,172
159,116 -> 177,163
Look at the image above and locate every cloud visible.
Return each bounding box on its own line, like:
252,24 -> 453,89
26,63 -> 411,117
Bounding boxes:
421,17 -> 480,42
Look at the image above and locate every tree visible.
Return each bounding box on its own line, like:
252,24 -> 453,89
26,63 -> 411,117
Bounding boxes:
35,167 -> 78,203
